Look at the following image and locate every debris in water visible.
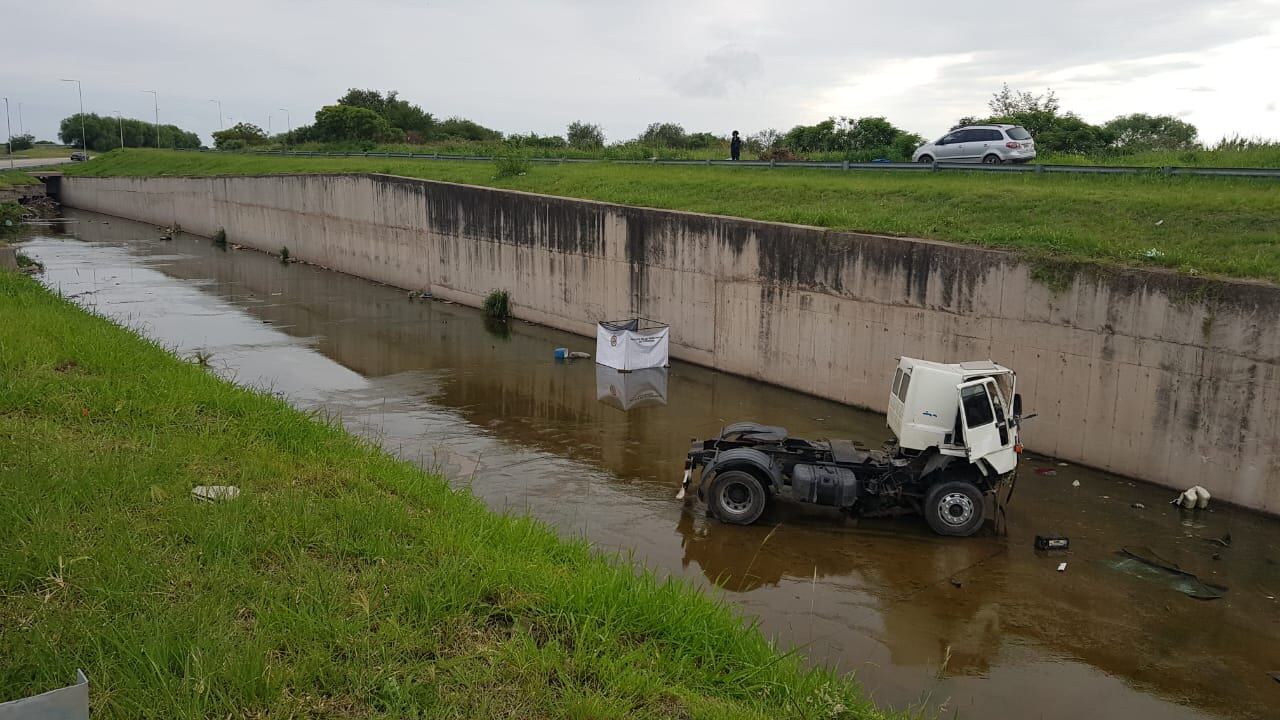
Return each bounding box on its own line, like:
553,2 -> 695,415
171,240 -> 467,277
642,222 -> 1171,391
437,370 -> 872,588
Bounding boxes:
1072,480 -> 1080,488
1199,533 -> 1232,548
1111,546 -> 1228,600
1057,462 -> 1068,467
554,347 -> 569,360
568,351 -> 591,360
1131,502 -> 1146,509
1057,562 -> 1067,572
1172,485 -> 1211,509
1035,535 -> 1070,551
1269,671 -> 1280,684
949,578 -> 963,588
192,485 -> 240,502
1034,467 -> 1057,476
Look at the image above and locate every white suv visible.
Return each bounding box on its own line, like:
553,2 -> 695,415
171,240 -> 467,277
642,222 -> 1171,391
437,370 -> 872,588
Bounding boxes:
912,124 -> 1036,164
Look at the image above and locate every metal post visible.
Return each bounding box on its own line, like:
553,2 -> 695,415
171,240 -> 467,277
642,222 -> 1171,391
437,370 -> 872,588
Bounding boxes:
114,110 -> 124,148
61,79 -> 87,156
143,90 -> 159,148
16,102 -> 22,135
278,108 -> 291,146
3,97 -> 12,169
267,114 -> 272,137
209,99 -> 223,131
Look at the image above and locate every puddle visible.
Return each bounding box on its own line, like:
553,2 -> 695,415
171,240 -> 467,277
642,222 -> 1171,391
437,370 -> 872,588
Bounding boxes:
18,210 -> 1280,720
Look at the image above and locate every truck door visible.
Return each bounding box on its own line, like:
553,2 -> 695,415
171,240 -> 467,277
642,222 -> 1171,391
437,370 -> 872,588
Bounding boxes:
957,378 -> 1017,474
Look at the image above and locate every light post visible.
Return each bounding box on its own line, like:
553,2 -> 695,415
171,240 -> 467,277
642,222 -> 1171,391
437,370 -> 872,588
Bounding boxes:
60,79 -> 87,156
17,102 -> 23,135
278,107 -> 291,146
114,110 -> 124,148
143,90 -> 159,148
209,99 -> 223,132
3,97 -> 12,169
267,114 -> 272,137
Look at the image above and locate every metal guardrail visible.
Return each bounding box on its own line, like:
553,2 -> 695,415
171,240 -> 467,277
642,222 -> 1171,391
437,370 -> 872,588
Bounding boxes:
187,148 -> 1280,179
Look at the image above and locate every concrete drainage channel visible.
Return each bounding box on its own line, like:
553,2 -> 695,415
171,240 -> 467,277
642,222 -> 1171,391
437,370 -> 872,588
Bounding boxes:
14,209 -> 1280,720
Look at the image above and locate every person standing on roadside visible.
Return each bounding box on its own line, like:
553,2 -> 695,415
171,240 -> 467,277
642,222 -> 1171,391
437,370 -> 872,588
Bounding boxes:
730,130 -> 742,161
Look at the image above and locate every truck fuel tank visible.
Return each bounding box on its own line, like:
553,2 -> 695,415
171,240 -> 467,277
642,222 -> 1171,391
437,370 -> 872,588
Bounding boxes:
791,464 -> 859,508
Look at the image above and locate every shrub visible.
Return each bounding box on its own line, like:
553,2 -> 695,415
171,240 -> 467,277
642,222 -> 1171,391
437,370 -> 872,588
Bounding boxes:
212,228 -> 227,246
483,289 -> 511,320
493,151 -> 529,179
280,246 -> 290,263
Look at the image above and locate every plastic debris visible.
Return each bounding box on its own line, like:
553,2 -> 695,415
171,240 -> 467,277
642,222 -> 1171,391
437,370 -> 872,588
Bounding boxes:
1035,535 -> 1070,551
568,351 -> 591,359
1172,485 -> 1211,509
192,485 -> 240,502
553,347 -> 568,360
1034,467 -> 1057,476
1072,480 -> 1080,488
1144,248 -> 1165,258
949,578 -> 963,588
1111,546 -> 1228,600
1131,502 -> 1146,509
1057,462 -> 1068,467
1270,671 -> 1280,684
1057,562 -> 1067,572
1199,533 -> 1232,548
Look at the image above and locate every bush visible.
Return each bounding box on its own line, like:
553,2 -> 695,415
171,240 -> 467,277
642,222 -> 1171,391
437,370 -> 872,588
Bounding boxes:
483,290 -> 511,320
212,228 -> 227,246
7,134 -> 35,152
493,151 -> 529,179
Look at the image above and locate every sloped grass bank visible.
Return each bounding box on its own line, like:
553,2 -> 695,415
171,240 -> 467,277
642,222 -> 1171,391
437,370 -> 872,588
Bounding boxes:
0,271 -> 886,719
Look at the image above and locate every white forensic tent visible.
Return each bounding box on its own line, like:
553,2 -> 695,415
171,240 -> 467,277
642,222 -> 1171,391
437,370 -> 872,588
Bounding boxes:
595,318 -> 670,371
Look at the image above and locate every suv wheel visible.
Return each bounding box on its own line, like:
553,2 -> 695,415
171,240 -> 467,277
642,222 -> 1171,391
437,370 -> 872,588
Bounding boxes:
923,481 -> 986,536
982,154 -> 1002,165
709,470 -> 767,525
917,155 -> 933,164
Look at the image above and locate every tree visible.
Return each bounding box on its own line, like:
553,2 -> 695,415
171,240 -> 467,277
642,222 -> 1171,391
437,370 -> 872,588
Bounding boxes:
338,88 -> 437,136
567,121 -> 604,149
988,83 -> 1060,116
212,122 -> 268,150
779,116 -> 923,160
1103,113 -> 1199,151
312,105 -> 399,143
638,122 -> 689,148
434,117 -> 502,141
6,134 -> 35,152
58,113 -> 200,150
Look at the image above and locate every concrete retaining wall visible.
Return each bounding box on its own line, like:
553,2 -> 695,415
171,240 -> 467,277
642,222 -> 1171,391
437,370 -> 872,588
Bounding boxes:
58,173 -> 1280,512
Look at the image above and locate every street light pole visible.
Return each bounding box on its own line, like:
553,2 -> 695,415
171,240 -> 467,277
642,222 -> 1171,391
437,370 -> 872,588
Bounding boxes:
114,110 -> 124,148
209,99 -> 223,132
143,90 -> 159,148
3,97 -> 12,169
278,108 -> 291,146
17,102 -> 23,135
268,114 -> 272,137
60,79 -> 87,156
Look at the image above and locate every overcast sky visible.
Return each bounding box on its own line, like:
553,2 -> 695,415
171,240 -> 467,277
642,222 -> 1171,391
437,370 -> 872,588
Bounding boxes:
4,0 -> 1278,146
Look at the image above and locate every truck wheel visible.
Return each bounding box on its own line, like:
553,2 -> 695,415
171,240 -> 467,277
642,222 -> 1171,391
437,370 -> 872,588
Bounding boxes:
709,470 -> 767,525
923,481 -> 985,537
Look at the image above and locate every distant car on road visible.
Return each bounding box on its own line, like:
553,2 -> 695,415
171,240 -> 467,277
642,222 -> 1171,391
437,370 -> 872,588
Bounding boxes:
70,151 -> 88,162
913,124 -> 1036,165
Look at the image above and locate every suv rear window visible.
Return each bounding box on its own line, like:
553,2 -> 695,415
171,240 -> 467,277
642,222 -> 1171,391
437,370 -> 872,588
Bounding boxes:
1006,127 -> 1031,140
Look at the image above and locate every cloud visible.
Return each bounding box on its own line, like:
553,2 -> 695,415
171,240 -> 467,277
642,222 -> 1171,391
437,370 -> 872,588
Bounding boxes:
671,46 -> 763,98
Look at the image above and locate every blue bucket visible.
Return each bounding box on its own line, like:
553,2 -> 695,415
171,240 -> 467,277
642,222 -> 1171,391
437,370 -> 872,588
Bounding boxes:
553,347 -> 568,360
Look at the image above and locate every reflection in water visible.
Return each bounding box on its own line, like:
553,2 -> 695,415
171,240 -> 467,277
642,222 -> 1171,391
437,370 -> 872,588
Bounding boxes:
21,210 -> 1280,720
596,366 -> 669,411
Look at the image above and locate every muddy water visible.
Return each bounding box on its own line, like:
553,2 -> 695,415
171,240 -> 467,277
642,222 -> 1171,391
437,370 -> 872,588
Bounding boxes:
20,211 -> 1280,720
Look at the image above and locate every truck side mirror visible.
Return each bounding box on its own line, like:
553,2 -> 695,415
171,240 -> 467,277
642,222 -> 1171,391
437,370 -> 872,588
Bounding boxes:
1013,393 -> 1023,417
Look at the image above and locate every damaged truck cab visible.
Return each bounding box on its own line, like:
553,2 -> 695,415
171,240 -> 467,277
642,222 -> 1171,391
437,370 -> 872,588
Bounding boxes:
680,358 -> 1026,536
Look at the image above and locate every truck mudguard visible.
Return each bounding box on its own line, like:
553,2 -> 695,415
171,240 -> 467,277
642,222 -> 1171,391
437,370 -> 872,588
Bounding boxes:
704,447 -> 782,488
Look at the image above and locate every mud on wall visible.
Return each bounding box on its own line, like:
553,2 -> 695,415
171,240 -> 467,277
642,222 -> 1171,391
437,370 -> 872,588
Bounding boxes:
58,173 -> 1280,512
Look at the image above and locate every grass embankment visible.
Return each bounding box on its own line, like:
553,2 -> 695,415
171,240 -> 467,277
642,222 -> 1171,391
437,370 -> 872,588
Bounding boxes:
0,169 -> 40,190
0,271 -> 885,719
71,149 -> 1280,282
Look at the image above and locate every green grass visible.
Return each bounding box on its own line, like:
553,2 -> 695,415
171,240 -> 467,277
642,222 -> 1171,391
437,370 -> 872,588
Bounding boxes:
69,149 -> 1280,282
1040,144 -> 1280,168
0,170 -> 40,190
0,271 -> 887,719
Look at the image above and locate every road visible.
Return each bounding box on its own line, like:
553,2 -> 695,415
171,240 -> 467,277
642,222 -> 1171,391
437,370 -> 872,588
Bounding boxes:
2,156 -> 77,170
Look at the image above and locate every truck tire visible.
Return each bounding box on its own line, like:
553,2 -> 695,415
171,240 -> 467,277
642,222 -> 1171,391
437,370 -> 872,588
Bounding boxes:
709,470 -> 767,525
923,481 -> 985,537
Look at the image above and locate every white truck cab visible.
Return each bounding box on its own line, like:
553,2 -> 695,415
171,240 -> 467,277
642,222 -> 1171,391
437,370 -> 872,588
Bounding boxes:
887,358 -> 1020,475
